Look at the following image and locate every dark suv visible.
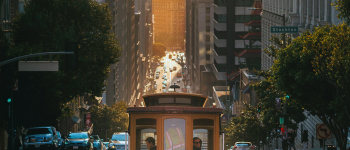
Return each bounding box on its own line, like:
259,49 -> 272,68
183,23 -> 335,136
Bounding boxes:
64,132 -> 93,150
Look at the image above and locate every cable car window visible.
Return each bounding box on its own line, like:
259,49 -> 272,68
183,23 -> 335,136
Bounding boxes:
164,118 -> 186,150
136,118 -> 157,150
176,98 -> 191,104
193,119 -> 214,150
159,98 -> 175,103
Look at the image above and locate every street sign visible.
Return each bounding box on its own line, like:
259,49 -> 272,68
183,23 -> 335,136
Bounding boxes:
271,26 -> 298,33
279,117 -> 284,124
18,61 -> 59,71
316,124 -> 332,139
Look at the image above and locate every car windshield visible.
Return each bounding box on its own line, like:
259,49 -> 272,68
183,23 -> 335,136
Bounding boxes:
68,133 -> 88,139
27,128 -> 52,135
111,134 -> 125,141
236,143 -> 251,147
92,136 -> 99,141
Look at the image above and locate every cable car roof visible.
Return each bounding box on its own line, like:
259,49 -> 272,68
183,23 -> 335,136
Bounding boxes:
127,93 -> 223,114
142,92 -> 208,107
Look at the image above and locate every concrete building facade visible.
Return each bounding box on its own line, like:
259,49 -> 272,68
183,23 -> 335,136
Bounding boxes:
106,0 -> 140,107
153,0 -> 185,50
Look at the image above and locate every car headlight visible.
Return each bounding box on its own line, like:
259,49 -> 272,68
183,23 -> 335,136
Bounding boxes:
84,141 -> 88,145
110,145 -> 115,148
65,141 -> 69,145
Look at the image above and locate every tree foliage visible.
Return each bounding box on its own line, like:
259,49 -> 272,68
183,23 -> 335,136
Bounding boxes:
90,101 -> 129,140
152,43 -> 166,59
272,23 -> 350,150
225,104 -> 267,148
1,0 -> 121,128
332,0 -> 350,24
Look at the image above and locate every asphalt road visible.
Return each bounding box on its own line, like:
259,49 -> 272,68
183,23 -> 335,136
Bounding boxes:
154,53 -> 184,93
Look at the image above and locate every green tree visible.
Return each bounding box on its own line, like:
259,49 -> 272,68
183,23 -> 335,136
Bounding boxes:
272,23 -> 350,150
152,43 -> 166,59
90,101 -> 128,140
2,0 -> 121,128
332,0 -> 350,24
225,104 -> 267,148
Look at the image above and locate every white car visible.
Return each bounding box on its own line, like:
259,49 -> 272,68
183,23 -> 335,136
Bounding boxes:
232,142 -> 255,150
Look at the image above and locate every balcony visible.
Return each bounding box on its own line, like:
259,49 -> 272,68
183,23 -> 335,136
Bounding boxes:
214,20 -> 226,31
214,35 -> 226,47
214,44 -> 226,56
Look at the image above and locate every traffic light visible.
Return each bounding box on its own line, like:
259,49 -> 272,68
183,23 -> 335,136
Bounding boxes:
257,105 -> 261,113
65,42 -> 79,70
7,98 -> 11,103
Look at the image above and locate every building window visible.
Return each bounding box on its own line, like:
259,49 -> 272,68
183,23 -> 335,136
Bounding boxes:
206,45 -> 210,51
235,56 -> 246,65
206,16 -> 210,23
206,26 -> 210,32
206,54 -> 210,60
235,15 -> 261,23
214,14 -> 226,23
206,7 -> 210,13
206,35 -> 210,42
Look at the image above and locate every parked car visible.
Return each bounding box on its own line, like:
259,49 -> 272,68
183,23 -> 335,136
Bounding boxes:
232,142 -> 254,150
91,135 -> 103,150
109,132 -> 128,150
177,79 -> 180,83
162,85 -> 166,89
57,131 -> 64,150
163,89 -> 167,93
103,141 -> 109,149
64,131 -> 93,150
173,66 -> 177,70
23,126 -> 59,150
156,74 -> 159,79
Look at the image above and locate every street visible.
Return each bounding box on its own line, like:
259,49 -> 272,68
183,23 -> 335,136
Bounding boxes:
154,52 -> 185,93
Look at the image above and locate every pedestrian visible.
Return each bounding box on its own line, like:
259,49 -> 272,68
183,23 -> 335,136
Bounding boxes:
288,129 -> 296,150
301,130 -> 308,150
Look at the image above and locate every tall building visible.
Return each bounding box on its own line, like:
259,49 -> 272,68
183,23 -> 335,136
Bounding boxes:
186,0 -> 214,95
135,0 -> 154,99
260,0 -> 342,149
187,0 -> 261,99
153,0 -> 186,50
106,0 -> 140,107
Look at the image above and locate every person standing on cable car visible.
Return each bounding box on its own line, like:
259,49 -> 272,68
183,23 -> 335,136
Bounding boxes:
146,137 -> 156,150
